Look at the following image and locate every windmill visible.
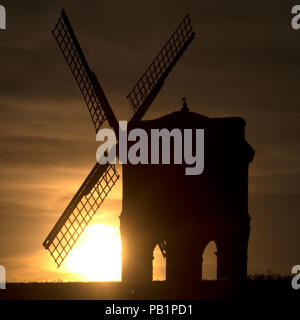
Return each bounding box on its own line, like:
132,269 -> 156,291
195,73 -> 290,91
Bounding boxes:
43,10 -> 195,275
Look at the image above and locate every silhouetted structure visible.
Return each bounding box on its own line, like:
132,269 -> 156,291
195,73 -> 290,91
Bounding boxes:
43,10 -> 254,284
122,104 -> 254,281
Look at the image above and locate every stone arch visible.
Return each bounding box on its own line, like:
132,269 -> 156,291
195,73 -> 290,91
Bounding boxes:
202,241 -> 217,280
152,244 -> 166,281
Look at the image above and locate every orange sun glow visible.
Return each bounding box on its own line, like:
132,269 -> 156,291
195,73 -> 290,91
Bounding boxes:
63,224 -> 122,281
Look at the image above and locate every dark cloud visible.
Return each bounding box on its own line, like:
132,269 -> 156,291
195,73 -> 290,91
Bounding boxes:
0,135 -> 96,167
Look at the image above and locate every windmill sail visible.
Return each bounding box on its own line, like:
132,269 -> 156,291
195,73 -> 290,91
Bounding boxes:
44,10 -> 120,267
126,14 -> 194,257
44,11 -> 195,268
43,163 -> 119,267
128,14 -> 195,123
52,10 -> 118,133
158,241 -> 167,258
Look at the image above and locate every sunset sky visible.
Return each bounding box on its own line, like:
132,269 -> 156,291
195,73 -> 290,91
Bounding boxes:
0,1 -> 299,282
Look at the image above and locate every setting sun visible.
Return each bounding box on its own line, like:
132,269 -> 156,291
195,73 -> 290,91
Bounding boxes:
63,224 -> 122,281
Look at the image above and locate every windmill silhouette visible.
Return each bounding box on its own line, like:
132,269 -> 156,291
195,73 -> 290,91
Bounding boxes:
43,10 -> 255,283
43,10 -> 195,278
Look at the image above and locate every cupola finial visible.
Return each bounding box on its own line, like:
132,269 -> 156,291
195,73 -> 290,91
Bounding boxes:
181,97 -> 189,112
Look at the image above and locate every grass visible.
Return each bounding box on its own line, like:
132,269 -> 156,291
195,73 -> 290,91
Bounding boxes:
0,274 -> 297,300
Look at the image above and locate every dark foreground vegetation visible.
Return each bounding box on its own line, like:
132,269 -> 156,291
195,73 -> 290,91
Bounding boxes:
0,275 -> 298,300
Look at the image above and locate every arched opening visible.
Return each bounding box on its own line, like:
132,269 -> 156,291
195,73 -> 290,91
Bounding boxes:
152,244 -> 166,281
202,241 -> 217,280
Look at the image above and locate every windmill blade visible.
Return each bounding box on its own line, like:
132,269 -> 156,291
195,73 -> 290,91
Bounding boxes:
43,163 -> 119,267
126,14 -> 194,258
52,10 -> 119,133
128,14 -> 195,123
158,241 -> 167,258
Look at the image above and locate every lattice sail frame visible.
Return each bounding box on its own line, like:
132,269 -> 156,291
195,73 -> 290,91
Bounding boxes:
43,164 -> 119,267
127,14 -> 194,113
44,10 -> 195,268
159,241 -> 167,258
52,10 -> 106,132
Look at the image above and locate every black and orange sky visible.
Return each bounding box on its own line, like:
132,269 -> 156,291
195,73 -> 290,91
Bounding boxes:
0,0 -> 299,281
